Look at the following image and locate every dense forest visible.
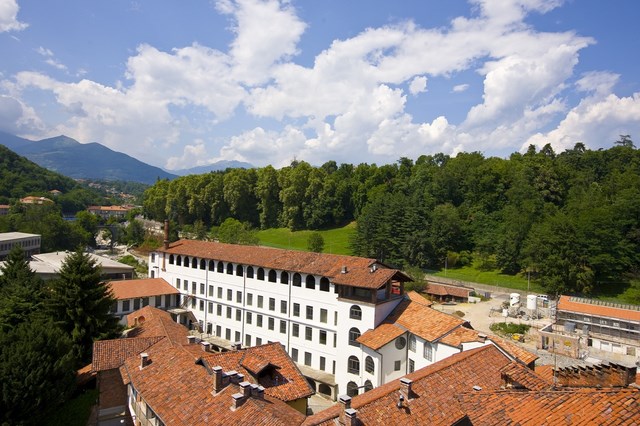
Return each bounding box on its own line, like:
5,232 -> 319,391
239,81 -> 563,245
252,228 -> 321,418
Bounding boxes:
143,140 -> 640,297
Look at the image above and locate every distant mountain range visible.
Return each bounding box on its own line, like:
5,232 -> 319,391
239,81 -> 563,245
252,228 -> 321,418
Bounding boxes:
170,160 -> 253,176
0,132 -> 253,184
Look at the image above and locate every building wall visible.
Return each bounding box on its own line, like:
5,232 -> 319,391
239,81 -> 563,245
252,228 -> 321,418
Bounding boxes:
111,294 -> 177,324
0,234 -> 41,260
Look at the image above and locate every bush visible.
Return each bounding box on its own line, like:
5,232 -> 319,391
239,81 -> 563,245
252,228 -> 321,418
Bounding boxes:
489,322 -> 530,335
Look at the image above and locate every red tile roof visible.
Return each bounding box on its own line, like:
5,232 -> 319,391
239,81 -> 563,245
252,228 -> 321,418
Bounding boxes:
304,345 -> 515,426
92,336 -> 164,371
426,283 -> 473,298
557,295 -> 640,322
161,239 -> 410,289
459,388 -> 640,425
108,278 -> 179,300
500,362 -> 550,391
487,334 -> 539,366
439,325 -> 485,348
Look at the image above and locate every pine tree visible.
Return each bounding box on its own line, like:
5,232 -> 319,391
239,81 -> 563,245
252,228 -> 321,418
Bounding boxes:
47,248 -> 121,365
0,246 -> 44,331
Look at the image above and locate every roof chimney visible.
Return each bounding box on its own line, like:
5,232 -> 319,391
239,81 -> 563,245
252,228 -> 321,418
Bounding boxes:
201,341 -> 211,352
339,395 -> 352,424
163,219 -> 169,250
400,377 -> 413,400
240,381 -> 252,398
187,335 -> 197,345
341,266 -> 348,274
231,392 -> 245,410
212,366 -> 224,394
140,352 -> 150,369
232,341 -> 242,351
344,408 -> 358,426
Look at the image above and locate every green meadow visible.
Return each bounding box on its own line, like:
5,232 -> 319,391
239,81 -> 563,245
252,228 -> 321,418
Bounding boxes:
256,222 -> 356,255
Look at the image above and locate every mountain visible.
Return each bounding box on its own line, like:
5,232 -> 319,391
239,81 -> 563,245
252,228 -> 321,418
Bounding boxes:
170,160 -> 253,176
0,132 -> 177,184
0,144 -> 79,201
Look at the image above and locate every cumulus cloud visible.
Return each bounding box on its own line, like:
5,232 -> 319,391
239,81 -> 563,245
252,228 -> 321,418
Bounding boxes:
0,0 -> 27,32
452,84 -> 469,93
165,140 -> 209,170
409,76 -> 427,95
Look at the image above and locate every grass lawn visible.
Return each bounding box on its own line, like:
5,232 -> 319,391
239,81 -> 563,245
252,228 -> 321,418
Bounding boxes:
430,264 -> 547,294
45,388 -> 98,426
256,222 -> 356,255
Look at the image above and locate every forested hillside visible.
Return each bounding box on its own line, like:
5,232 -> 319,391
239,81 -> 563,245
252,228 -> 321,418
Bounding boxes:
143,141 -> 640,296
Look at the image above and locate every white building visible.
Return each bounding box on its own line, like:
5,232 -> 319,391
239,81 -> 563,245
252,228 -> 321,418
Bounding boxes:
0,232 -> 41,260
107,277 -> 180,324
149,238 -> 535,399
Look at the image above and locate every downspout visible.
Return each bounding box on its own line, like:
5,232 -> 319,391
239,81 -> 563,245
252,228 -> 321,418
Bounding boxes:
287,271 -> 292,352
241,264 -> 246,344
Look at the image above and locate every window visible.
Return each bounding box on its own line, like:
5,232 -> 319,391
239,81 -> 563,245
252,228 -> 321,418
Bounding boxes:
236,291 -> 242,303
216,325 -> 221,337
268,317 -> 275,330
409,359 -> 415,373
236,309 -> 241,321
319,330 -> 327,345
257,315 -> 263,327
208,285 -> 214,297
305,327 -> 312,341
320,356 -> 326,371
256,337 -> 262,345
257,268 -> 265,280
305,275 -> 316,289
176,278 -> 180,289
269,298 -> 275,311
365,356 -> 374,374
258,295 -> 264,308
293,273 -> 302,287
364,380 -> 373,392
320,309 -> 327,323
280,320 -> 286,334
320,277 -> 330,292
245,334 -> 251,347
293,303 -> 300,317
208,302 -> 213,314
191,282 -> 196,295
280,271 -> 289,284
122,300 -> 130,311
225,329 -> 231,340
292,323 -> 299,337
350,305 -> 362,320
227,289 -> 232,301
395,336 -> 407,350
169,254 -> 174,264
111,301 -> 118,313
247,293 -> 253,306
409,335 -> 416,352
306,306 -> 313,320
246,266 -> 254,278
281,300 -> 287,314
349,327 -> 361,346
217,287 -> 223,299
226,307 -> 232,319
192,257 -> 197,269
235,331 -> 240,342
236,265 -> 243,276
191,296 -> 196,308
333,333 -> 337,347
199,300 -> 204,311
217,262 -> 224,273
176,255 -> 181,266
304,352 -> 312,366
394,360 -> 401,371
209,260 -> 215,271
134,299 -> 140,310
335,311 -> 338,325
348,356 -> 360,374
347,382 -> 358,397
226,263 -> 233,274
217,304 -> 222,316
246,312 -> 252,324
200,259 -> 206,269
423,342 -> 433,361
268,269 -> 277,282
200,283 -> 205,295
291,348 -> 298,362
142,297 -> 149,307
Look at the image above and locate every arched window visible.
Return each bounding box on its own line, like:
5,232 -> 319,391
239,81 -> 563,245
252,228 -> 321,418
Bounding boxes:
246,266 -> 254,278
226,262 -> 233,274
217,261 -> 224,273
320,277 -> 330,292
191,257 -> 197,268
257,268 -> 265,280
183,257 -> 189,267
347,356 -> 360,375
365,356 -> 374,374
364,380 -> 373,392
208,260 -> 215,271
169,254 -> 174,264
349,327 -> 361,346
280,271 -> 289,285
236,265 -> 243,276
349,305 -> 362,320
347,381 -> 359,397
292,273 -> 301,287
176,255 -> 182,266
305,275 -> 316,289
268,269 -> 277,283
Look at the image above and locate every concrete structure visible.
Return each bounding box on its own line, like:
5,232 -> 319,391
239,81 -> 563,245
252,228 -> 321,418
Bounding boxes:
88,205 -> 133,220
108,278 -> 180,324
0,232 -> 41,260
539,295 -> 640,363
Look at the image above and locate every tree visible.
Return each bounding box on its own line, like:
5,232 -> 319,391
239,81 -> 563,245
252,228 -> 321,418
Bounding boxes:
125,218 -> 145,246
217,218 -> 259,245
307,232 -> 325,253
615,134 -> 635,148
46,249 -> 121,364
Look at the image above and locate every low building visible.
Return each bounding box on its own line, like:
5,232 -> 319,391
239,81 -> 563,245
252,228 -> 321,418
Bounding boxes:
0,205 -> 10,216
88,205 -> 133,220
14,251 -> 135,280
20,195 -> 54,205
539,295 -> 640,363
108,278 -> 180,324
0,232 -> 41,260
424,281 -> 474,303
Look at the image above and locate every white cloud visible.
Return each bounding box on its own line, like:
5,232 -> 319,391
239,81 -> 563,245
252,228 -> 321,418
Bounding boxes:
409,75 -> 427,95
219,126 -> 307,168
575,71 -> 619,96
452,84 -> 469,93
165,140 -> 209,170
0,0 -> 27,32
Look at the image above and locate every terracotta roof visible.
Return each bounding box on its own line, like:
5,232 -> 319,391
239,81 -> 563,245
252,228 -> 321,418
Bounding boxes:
406,290 -> 433,306
160,239 -> 410,289
303,345 -> 515,426
459,388 -> 640,425
124,305 -> 191,345
88,205 -> 131,212
500,362 -> 551,391
426,283 -> 473,298
92,336 -> 164,371
487,334 -> 539,366
108,278 -> 179,300
535,365 -> 555,383
196,342 -> 314,402
439,325 -> 486,348
557,295 -> 640,322
358,323 -> 406,350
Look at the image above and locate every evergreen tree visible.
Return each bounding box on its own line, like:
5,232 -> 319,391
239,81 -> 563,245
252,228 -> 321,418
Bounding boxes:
47,248 -> 121,365
0,246 -> 44,331
307,232 -> 325,253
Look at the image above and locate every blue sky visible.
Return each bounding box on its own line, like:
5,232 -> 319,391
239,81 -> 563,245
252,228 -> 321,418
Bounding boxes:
1,0 -> 639,170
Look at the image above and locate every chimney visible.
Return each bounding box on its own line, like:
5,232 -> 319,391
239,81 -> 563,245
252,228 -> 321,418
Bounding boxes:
338,395 -> 352,424
256,385 -> 265,399
163,219 -> 169,250
187,335 -> 197,345
344,408 -> 358,426
250,383 -> 260,397
201,341 -> 211,352
232,342 -> 242,351
227,370 -> 240,384
140,352 -> 150,369
231,392 -> 245,410
240,381 -> 252,398
212,366 -> 224,394
341,266 -> 348,274
400,378 -> 413,400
